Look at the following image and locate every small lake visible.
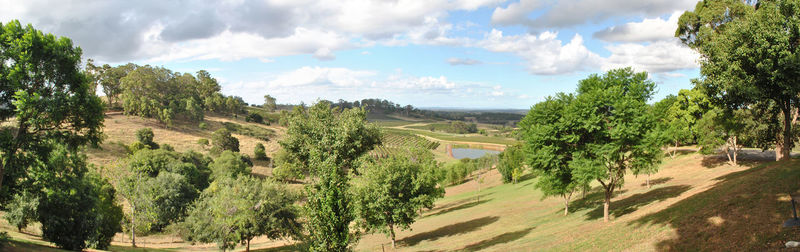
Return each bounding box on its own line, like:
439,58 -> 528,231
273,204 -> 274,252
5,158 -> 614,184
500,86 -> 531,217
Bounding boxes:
451,148 -> 500,159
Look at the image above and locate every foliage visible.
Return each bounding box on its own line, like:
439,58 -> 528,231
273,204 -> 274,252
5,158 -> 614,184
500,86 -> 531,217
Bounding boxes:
254,143 -> 268,161
197,138 -> 209,146
279,102 -> 381,251
182,176 -> 301,251
0,20 -> 104,203
209,151 -> 252,181
85,62 -> 135,107
264,94 -> 277,112
136,128 -> 159,149
199,122 -> 208,130
246,112 -> 264,124
497,144 -> 525,184
696,108 -> 747,165
211,128 -> 240,154
273,150 -> 305,181
680,0 -> 800,160
448,121 -> 479,134
35,144 -> 122,250
3,191 -> 39,231
353,152 -> 444,248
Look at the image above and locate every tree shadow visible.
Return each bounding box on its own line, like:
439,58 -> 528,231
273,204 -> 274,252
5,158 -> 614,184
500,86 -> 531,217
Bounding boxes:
426,199 -> 489,218
572,185 -> 690,220
632,160 -> 800,251
399,216 -> 500,247
641,177 -> 673,187
460,227 -> 535,251
701,155 -> 728,168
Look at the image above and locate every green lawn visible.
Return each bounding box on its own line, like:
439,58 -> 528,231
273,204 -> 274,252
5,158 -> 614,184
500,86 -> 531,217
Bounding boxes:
384,128 -> 518,146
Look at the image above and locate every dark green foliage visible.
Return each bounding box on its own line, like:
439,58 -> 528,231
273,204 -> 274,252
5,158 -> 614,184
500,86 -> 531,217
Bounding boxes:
353,151 -> 444,248
279,102 -> 381,251
211,128 -> 240,153
0,20 -> 104,203
264,95 -> 277,112
3,191 -> 39,231
197,138 -> 209,146
199,122 -> 208,130
254,143 -> 268,161
438,155 -> 498,186
209,151 -> 251,181
161,143 -> 175,152
182,176 -> 301,251
246,112 -> 264,124
497,144 -> 524,184
447,121 -> 479,134
35,144 -> 122,250
136,128 -> 159,149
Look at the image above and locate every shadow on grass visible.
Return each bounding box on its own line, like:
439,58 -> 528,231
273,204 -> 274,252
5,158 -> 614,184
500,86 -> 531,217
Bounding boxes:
641,177 -> 673,187
571,185 -> 690,220
460,227 -> 535,251
426,199 -> 489,218
632,160 -> 800,251
399,216 -> 499,247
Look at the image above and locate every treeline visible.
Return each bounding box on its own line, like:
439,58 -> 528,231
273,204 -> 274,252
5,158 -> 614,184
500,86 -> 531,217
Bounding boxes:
86,63 -> 247,126
328,98 -> 523,125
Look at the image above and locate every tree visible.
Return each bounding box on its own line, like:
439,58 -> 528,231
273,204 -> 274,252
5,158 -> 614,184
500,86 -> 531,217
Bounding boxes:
136,128 -> 159,149
652,95 -> 692,158
696,108 -> 747,165
519,93 -> 586,215
264,94 -> 277,112
254,143 -> 268,161
680,0 -> 800,161
211,128 -> 240,153
568,68 -> 662,222
209,151 -> 252,181
3,191 -> 39,232
0,20 -> 105,202
279,102 -> 381,251
183,176 -> 301,251
35,143 -> 123,250
353,152 -> 444,248
497,144 -> 525,184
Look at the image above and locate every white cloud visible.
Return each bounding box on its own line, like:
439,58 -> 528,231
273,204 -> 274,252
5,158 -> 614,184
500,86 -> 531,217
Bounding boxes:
268,66 -> 376,88
313,48 -> 336,61
593,11 -> 682,42
602,40 -> 699,73
448,57 -> 482,65
478,29 -> 602,75
491,0 -> 696,29
383,75 -> 457,91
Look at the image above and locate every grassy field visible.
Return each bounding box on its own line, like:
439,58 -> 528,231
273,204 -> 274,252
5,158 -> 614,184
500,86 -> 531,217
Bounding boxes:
384,127 -> 519,146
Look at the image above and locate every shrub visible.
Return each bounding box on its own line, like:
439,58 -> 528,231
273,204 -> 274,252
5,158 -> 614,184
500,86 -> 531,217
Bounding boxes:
136,128 -> 159,149
209,151 -> 251,181
3,191 -> 39,232
211,129 -> 239,153
254,143 -> 267,160
128,141 -> 148,153
199,122 -> 208,130
246,113 -> 264,124
197,138 -> 209,146
161,143 -> 175,152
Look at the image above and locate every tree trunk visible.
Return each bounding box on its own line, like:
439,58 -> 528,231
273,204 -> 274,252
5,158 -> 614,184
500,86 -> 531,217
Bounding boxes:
563,192 -> 572,216
131,202 -> 136,247
671,140 -> 678,159
647,173 -> 651,189
603,191 -> 611,223
246,239 -> 250,252
782,106 -> 793,161
724,141 -> 733,164
389,223 -> 396,249
732,136 -> 738,165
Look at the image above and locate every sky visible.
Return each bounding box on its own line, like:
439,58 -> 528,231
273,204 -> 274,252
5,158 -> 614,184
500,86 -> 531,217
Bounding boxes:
0,0 -> 702,109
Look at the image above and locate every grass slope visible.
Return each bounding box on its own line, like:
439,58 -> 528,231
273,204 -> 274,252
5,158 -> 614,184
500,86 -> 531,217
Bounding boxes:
356,152 -> 800,251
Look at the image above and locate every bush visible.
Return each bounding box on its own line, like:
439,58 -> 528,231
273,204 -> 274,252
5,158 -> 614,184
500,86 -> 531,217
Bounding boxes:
136,128 -> 159,149
199,122 -> 208,130
209,151 -> 251,181
3,191 -> 39,232
197,138 -> 209,146
246,113 -> 264,124
211,129 -> 239,153
161,143 -> 175,151
254,143 -> 267,160
128,141 -> 148,154
497,144 -> 524,183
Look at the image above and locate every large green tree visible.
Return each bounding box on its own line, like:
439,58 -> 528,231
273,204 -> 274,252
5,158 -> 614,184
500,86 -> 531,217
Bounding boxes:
519,93 -> 587,216
0,20 -> 104,202
264,94 -> 277,112
568,68 -> 662,222
679,0 -> 800,161
183,176 -> 301,251
353,151 -> 444,248
280,101 -> 381,251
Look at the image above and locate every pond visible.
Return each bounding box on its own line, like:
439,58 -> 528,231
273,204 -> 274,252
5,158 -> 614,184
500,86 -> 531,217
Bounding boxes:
451,148 -> 500,159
